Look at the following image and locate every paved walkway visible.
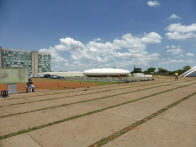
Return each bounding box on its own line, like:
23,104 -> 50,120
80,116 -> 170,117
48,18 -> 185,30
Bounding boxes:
0,78 -> 195,147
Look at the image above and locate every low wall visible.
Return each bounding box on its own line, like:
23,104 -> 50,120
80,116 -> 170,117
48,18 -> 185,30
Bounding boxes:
64,77 -> 154,83
0,68 -> 28,84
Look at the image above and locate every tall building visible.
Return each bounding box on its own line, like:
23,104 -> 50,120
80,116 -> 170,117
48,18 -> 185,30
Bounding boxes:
0,47 -> 51,75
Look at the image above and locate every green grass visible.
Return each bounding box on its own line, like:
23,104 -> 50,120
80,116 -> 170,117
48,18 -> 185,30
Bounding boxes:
0,81 -> 195,140
1,80 -> 172,107
0,82 -> 173,118
7,78 -> 190,100
7,80 -> 125,100
67,80 -> 122,85
35,78 -> 123,85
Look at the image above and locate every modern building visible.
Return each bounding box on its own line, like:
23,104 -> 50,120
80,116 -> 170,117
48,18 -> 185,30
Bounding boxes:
83,68 -> 130,77
0,47 -> 51,75
180,66 -> 196,77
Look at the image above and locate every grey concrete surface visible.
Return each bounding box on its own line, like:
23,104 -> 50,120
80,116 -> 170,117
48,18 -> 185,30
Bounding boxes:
0,81 -> 194,136
0,134 -> 41,147
0,78 -> 195,147
104,113 -> 196,147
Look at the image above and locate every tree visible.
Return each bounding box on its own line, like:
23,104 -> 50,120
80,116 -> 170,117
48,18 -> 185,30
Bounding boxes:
145,67 -> 156,74
173,65 -> 191,75
157,68 -> 169,75
183,65 -> 191,71
132,68 -> 142,73
158,68 -> 165,72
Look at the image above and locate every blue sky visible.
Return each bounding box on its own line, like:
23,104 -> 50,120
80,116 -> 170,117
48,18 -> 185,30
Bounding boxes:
0,0 -> 196,71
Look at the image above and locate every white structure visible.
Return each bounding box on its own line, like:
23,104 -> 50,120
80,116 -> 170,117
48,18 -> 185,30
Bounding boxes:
83,68 -> 130,76
133,73 -> 152,78
180,66 -> 196,77
41,72 -> 84,77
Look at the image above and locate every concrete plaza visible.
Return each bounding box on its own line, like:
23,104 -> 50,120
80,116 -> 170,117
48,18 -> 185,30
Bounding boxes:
0,77 -> 195,147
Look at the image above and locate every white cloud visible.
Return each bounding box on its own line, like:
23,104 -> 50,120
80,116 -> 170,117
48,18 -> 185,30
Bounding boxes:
167,23 -> 196,33
93,38 -> 102,42
59,37 -> 84,51
164,59 -> 184,64
161,45 -> 195,66
186,53 -> 195,57
141,32 -> 162,43
165,45 -> 181,49
166,32 -> 196,40
166,23 -> 196,40
147,0 -> 160,7
166,45 -> 183,54
160,57 -> 195,65
167,48 -> 183,54
40,32 -> 162,71
39,48 -> 50,53
169,14 -> 180,19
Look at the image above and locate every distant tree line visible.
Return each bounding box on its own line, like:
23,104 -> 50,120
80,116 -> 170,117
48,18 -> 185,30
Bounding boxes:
132,65 -> 191,76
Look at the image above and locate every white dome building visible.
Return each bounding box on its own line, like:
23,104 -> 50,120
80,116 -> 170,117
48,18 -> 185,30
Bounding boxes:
83,68 -> 130,77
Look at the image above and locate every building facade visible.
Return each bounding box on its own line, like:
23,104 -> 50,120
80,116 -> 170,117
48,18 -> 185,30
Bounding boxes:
0,47 -> 51,75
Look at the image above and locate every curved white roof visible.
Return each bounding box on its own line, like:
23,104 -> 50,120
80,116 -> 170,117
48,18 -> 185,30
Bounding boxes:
83,68 -> 130,76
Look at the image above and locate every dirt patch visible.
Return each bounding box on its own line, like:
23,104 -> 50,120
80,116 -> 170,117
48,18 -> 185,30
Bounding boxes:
0,78 -> 97,92
0,84 -> 7,91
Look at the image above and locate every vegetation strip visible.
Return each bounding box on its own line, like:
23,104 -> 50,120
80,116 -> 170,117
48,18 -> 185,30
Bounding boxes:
6,82 -> 124,100
6,79 -> 173,100
1,82 -> 177,118
6,80 -> 166,101
89,91 -> 196,147
0,80 -> 172,107
0,82 -> 195,140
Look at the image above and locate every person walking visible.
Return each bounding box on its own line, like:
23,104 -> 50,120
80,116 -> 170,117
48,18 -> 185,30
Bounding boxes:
174,72 -> 179,81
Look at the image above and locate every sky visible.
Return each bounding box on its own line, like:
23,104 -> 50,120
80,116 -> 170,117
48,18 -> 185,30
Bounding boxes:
0,0 -> 196,71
